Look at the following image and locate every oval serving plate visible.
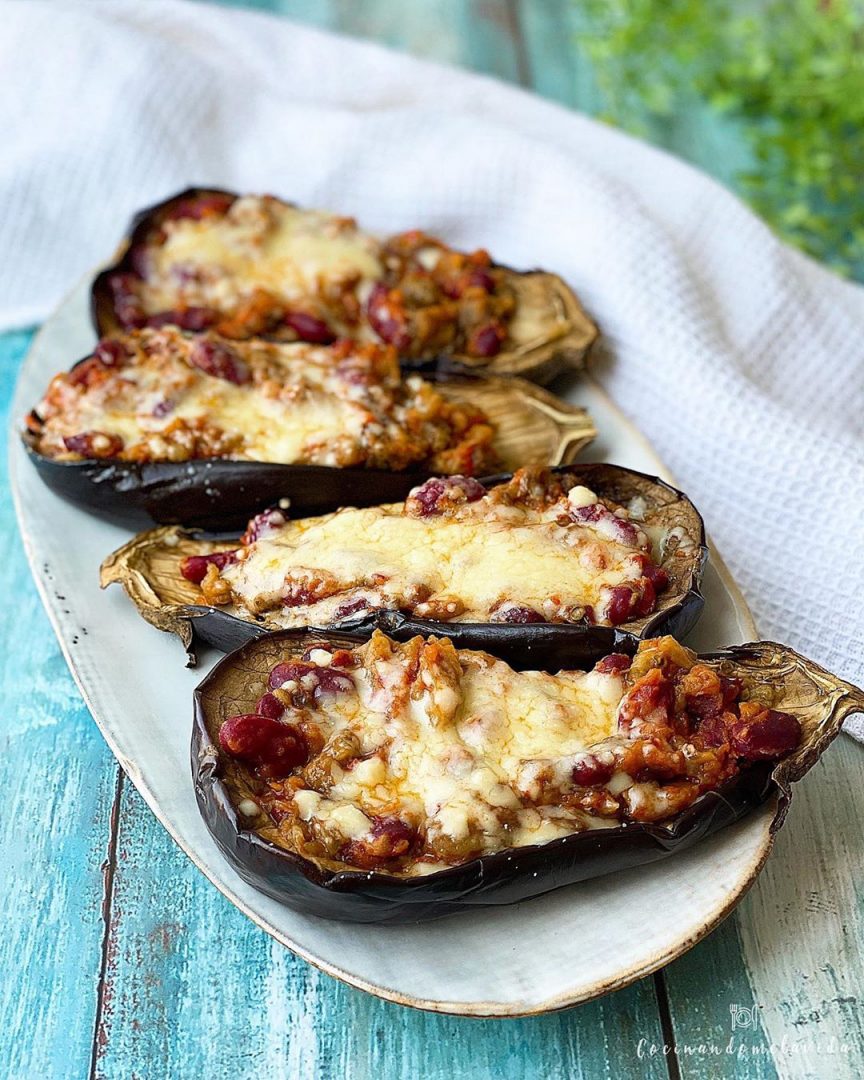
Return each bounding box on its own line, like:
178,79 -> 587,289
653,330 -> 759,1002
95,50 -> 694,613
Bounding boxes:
9,277 -> 816,1016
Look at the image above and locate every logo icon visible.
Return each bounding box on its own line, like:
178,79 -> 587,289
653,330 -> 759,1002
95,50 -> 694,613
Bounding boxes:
729,1003 -> 760,1031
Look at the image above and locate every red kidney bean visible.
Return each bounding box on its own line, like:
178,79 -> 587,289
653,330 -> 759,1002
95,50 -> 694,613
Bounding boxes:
697,713 -> 729,747
464,269 -> 495,293
284,310 -> 336,344
442,268 -> 496,299
642,561 -> 670,592
570,503 -> 604,524
268,661 -> 315,691
631,578 -> 657,618
603,585 -> 636,626
332,597 -> 371,621
467,322 -> 505,357
366,283 -> 411,351
595,653 -> 631,675
174,306 -> 219,331
405,475 -> 486,517
62,431 -> 123,458
218,713 -> 308,779
241,508 -> 288,545
108,273 -> 146,329
255,693 -> 285,720
93,338 -> 128,367
268,660 -> 355,700
490,604 -> 545,624
572,502 -> 639,547
729,709 -> 801,760
342,816 -> 416,868
281,583 -> 323,608
571,753 -> 614,787
179,549 -> 238,585
610,517 -> 640,547
370,816 -> 415,849
188,339 -> 250,384
313,668 -> 356,696
149,306 -> 217,330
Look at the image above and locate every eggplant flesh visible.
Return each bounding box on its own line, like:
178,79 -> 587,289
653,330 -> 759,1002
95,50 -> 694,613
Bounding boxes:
192,627 -> 863,923
24,370 -> 595,531
100,463 -> 707,664
90,187 -> 598,384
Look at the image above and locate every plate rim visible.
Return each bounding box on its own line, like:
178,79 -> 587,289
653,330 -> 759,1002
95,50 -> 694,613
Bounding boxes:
10,286 -> 772,1018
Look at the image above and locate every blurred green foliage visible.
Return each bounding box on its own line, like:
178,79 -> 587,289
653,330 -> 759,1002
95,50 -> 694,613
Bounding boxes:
576,0 -> 864,279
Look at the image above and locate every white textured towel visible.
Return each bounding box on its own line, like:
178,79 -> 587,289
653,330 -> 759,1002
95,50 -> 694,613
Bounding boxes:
2,0 -> 862,735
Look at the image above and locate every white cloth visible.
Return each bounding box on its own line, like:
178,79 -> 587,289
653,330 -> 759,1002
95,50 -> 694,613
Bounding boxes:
2,0 -> 862,735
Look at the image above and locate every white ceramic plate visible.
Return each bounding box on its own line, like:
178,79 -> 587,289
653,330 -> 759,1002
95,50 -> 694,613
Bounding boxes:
11,281 -> 771,1017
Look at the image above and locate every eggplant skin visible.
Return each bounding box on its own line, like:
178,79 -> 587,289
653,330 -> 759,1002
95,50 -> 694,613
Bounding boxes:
183,606 -> 705,671
192,628 -> 861,924
91,186 -> 598,385
194,751 -> 772,924
21,433 -> 431,532
23,351 -> 596,529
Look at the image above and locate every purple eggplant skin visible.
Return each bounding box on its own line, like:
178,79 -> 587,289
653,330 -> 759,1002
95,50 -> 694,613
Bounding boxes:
21,359 -> 492,530
191,627 -> 772,924
23,345 -> 588,529
181,604 -> 705,670
21,432 -> 433,532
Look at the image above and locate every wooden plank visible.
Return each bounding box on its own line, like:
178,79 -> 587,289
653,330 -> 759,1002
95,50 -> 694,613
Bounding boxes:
204,0 -> 339,31
210,0 -> 529,82
517,0 -> 604,114
661,918 -> 779,1079
0,330 -> 120,1079
333,0 -> 528,83
736,737 -> 864,1079
661,735 -> 864,1078
93,778 -> 672,1079
517,0 -> 751,190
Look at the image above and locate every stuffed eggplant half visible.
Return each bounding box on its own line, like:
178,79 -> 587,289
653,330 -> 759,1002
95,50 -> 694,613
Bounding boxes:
91,187 -> 598,382
24,329 -> 594,529
193,626 -> 863,922
101,464 -> 706,662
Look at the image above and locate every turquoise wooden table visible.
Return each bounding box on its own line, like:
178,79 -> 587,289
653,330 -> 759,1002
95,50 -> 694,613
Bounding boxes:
4,3 -> 863,1078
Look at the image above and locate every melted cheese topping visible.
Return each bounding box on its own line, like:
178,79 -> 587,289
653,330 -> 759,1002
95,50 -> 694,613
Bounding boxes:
278,638 -> 625,873
220,483 -> 652,626
143,198 -> 382,328
46,353 -> 367,463
33,328 -> 491,470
